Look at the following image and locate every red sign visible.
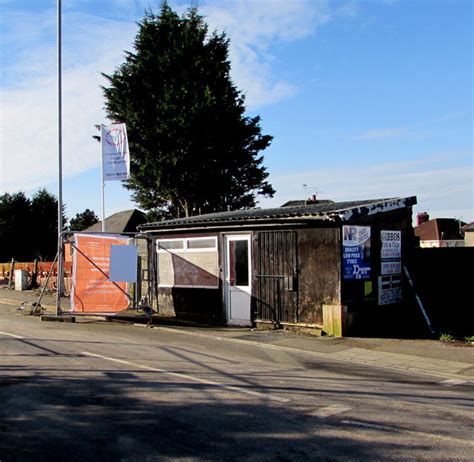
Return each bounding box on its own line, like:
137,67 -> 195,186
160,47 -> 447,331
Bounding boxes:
71,234 -> 129,313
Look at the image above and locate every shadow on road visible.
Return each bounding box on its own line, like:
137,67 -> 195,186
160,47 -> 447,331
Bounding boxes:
0,365 -> 436,461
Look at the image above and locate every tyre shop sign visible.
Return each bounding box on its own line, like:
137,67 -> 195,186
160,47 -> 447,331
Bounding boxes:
380,230 -> 401,260
342,225 -> 371,280
379,230 -> 402,305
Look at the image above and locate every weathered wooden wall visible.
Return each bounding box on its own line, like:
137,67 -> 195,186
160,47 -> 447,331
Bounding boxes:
157,287 -> 223,323
253,230 -> 298,323
296,227 -> 341,325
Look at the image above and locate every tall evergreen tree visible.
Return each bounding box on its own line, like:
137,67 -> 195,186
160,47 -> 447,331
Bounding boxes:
69,209 -> 99,231
30,189 -> 63,260
0,190 -> 64,261
102,2 -> 274,218
0,192 -> 31,261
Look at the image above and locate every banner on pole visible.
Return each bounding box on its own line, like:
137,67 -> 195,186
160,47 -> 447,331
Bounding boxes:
101,123 -> 130,181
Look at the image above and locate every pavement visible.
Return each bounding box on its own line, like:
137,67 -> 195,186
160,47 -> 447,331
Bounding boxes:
1,285 -> 473,383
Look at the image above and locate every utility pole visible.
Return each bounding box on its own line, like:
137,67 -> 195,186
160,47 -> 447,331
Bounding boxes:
93,125 -> 106,232
56,0 -> 64,315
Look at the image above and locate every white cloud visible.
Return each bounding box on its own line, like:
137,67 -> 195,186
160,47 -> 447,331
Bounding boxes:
258,153 -> 474,222
201,0 -> 333,108
1,0 -> 336,200
1,10 -> 137,195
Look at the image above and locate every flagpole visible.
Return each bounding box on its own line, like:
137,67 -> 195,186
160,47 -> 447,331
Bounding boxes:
56,0 -> 64,315
100,125 -> 106,232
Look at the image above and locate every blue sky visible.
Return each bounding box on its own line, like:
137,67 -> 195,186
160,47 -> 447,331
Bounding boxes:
0,0 -> 472,223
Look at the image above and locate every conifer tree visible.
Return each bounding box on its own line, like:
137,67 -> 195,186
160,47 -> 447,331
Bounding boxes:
0,189 -> 63,260
69,209 -> 99,231
102,2 -> 274,218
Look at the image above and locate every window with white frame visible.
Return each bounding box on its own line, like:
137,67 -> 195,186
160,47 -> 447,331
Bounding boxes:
157,237 -> 219,288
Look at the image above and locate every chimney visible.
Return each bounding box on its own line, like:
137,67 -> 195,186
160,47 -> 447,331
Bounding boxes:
417,212 -> 430,226
311,194 -> 317,202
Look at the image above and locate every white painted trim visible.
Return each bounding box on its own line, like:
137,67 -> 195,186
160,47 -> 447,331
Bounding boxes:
224,234 -> 252,326
156,236 -> 218,253
158,284 -> 219,289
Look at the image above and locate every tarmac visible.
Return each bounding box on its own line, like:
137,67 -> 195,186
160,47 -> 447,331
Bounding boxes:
1,285 -> 473,383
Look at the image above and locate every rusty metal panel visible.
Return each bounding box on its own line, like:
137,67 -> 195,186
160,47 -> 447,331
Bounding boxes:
254,230 -> 298,323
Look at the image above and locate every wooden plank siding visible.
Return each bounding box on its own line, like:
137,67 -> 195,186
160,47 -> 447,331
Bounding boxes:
253,230 -> 298,324
253,228 -> 341,327
297,228 -> 341,325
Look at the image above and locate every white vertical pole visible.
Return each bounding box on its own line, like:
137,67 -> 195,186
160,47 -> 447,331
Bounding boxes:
100,125 -> 106,232
56,0 -> 64,314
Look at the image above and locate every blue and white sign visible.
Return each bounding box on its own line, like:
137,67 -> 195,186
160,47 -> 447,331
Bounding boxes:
342,225 -> 371,280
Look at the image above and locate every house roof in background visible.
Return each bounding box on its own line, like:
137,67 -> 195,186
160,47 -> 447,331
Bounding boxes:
462,222 -> 474,233
280,199 -> 335,207
140,196 -> 417,231
84,209 -> 147,234
414,218 -> 465,241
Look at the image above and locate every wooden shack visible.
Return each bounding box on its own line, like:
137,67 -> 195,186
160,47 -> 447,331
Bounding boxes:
139,196 -> 417,335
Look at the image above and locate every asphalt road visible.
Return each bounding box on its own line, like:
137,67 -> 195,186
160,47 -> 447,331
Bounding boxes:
0,310 -> 473,461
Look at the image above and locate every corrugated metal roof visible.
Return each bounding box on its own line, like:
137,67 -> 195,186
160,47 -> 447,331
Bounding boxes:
139,196 -> 416,231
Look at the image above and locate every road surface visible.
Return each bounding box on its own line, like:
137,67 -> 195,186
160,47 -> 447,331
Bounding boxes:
0,310 -> 473,461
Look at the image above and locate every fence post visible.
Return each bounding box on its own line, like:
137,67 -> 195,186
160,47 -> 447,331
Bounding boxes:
8,258 -> 15,289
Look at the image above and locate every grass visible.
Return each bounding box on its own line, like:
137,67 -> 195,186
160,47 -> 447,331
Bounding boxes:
439,333 -> 455,342
439,332 -> 474,346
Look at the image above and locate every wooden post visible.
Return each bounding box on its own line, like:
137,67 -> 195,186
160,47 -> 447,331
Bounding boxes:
8,258 -> 15,289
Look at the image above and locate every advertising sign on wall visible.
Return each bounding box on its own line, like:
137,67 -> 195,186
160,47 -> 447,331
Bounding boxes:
381,260 -> 402,275
342,225 -> 371,280
71,234 -> 130,313
381,230 -> 402,259
378,275 -> 402,306
379,230 -> 402,304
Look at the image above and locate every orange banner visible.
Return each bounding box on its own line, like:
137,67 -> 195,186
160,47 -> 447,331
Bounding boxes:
71,234 -> 129,313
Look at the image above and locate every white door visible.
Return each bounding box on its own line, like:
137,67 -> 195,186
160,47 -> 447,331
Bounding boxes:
224,234 -> 252,326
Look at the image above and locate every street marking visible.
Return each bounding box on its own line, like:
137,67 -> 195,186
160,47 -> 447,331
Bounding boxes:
0,330 -> 24,339
312,405 -> 353,418
341,420 -> 474,447
440,378 -> 467,387
81,351 -> 290,403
